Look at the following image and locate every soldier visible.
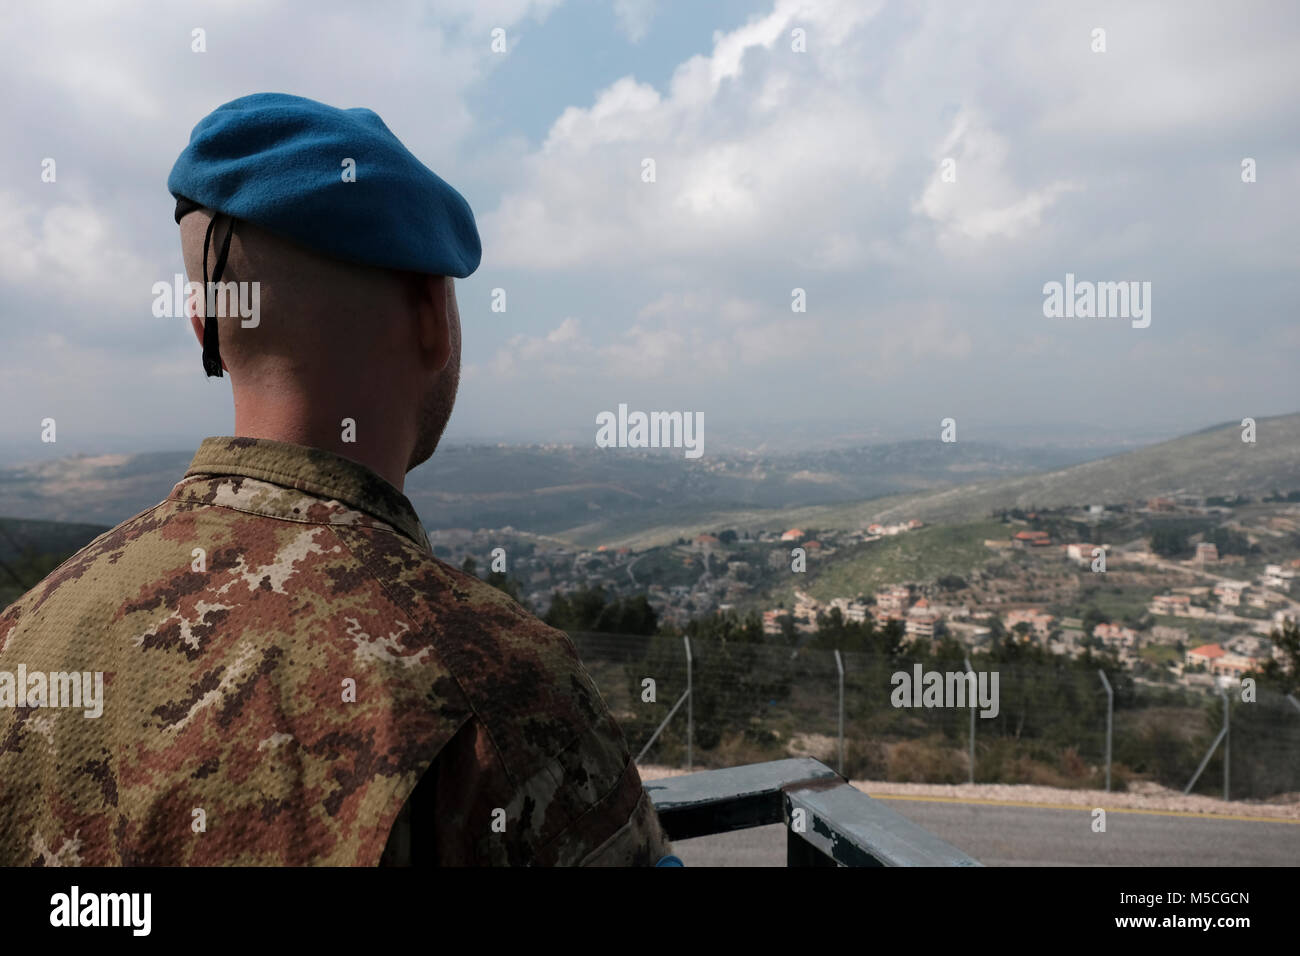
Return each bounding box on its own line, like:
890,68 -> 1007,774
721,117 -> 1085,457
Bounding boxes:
0,93 -> 676,866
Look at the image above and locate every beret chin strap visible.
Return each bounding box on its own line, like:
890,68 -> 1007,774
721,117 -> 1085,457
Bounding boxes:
200,213 -> 236,378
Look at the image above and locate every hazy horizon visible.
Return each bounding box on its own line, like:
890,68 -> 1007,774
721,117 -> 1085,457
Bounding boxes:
0,409 -> 1272,466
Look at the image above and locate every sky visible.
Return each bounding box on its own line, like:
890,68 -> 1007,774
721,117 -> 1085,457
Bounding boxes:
1,0 -> 1297,461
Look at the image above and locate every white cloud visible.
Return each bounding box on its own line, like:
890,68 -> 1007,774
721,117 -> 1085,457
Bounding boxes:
613,0 -> 656,44
471,290 -> 801,386
913,111 -> 1079,243
482,0 -> 892,272
0,191 -> 156,313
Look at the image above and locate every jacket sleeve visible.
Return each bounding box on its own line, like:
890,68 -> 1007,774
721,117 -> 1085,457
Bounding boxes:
393,716 -> 673,866
549,757 -> 674,867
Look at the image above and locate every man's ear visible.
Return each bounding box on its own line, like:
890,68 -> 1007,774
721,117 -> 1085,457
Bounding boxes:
414,274 -> 452,372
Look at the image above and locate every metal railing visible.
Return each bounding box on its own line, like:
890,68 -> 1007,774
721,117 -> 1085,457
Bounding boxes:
643,757 -> 983,867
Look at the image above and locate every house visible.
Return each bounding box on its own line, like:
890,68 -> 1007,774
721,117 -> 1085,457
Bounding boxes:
1247,590 -> 1285,610
1151,625 -> 1189,644
905,599 -> 938,640
780,528 -> 803,542
1013,530 -> 1052,548
793,589 -> 820,621
1150,593 -> 1192,616
1186,643 -> 1225,669
1066,543 -> 1103,564
828,597 -> 870,623
693,534 -> 720,551
1214,580 -> 1249,607
1262,564 -> 1296,591
1195,542 -> 1219,565
1005,608 -> 1054,638
875,585 -> 911,618
1093,623 -> 1138,648
1186,642 -> 1259,678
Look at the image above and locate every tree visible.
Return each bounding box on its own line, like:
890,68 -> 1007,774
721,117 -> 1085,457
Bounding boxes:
809,608 -> 904,660
1149,527 -> 1190,558
461,555 -> 478,576
684,608 -> 764,643
595,594 -> 658,635
1206,526 -> 1257,557
1252,618 -> 1300,695
543,584 -> 658,635
1082,606 -> 1107,634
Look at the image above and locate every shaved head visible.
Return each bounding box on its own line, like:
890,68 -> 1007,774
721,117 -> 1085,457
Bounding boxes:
180,208 -> 461,482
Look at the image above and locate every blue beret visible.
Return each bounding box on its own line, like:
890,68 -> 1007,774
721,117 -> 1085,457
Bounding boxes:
167,92 -> 480,278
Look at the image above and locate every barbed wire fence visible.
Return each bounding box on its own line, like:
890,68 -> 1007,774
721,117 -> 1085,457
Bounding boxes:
568,631 -> 1300,801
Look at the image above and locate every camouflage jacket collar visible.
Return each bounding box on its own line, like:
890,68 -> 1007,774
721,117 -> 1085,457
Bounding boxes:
175,436 -> 431,551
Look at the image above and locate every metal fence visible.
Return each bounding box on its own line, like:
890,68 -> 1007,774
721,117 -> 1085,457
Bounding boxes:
569,631 -> 1300,802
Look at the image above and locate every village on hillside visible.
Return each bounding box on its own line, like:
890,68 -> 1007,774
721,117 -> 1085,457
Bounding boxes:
430,491 -> 1300,689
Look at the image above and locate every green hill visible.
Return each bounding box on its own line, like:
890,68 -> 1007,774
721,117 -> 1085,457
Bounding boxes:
586,412 -> 1300,549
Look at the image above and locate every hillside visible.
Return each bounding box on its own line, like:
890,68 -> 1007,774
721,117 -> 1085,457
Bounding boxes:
0,439 -> 1111,536
0,415 -> 1292,548
594,413 -> 1300,549
859,414 -> 1300,526
0,516 -> 111,607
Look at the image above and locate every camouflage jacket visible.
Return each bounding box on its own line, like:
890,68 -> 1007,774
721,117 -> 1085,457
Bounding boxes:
0,437 -> 671,866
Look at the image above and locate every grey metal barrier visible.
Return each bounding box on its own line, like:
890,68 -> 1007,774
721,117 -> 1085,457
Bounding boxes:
644,757 -> 983,867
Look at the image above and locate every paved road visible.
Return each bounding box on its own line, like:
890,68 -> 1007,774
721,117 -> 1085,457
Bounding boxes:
670,797 -> 1300,866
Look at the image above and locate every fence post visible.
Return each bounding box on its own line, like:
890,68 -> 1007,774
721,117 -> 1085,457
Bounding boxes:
964,657 -> 975,785
1098,669 -> 1113,792
684,635 -> 693,771
1183,683 -> 1231,796
635,688 -> 691,764
834,649 -> 844,775
1222,683 -> 1230,802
